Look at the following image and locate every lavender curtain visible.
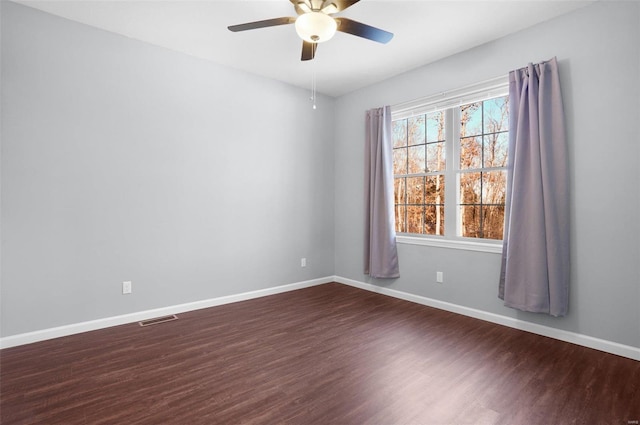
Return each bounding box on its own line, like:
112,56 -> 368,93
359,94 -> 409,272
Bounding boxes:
364,106 -> 400,278
499,57 -> 570,317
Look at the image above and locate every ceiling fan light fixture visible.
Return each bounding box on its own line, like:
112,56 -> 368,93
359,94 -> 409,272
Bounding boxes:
295,12 -> 337,43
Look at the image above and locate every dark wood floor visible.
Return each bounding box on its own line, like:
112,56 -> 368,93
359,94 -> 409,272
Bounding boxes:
1,283 -> 639,424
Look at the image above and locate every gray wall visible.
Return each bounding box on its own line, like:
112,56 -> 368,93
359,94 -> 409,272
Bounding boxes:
1,2 -> 335,337
334,1 -> 640,348
2,1 -> 639,350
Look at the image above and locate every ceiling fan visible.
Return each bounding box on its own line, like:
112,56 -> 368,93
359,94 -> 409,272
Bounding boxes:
228,0 -> 393,61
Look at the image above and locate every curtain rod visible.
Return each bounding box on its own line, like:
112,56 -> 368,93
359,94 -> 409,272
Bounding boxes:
390,74 -> 508,115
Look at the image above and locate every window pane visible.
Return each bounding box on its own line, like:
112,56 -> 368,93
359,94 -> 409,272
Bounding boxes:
393,148 -> 407,175
483,133 -> 508,168
460,205 -> 481,238
406,176 -> 424,204
407,205 -> 424,234
393,119 -> 407,148
408,145 -> 426,174
483,96 -> 509,134
460,136 -> 481,170
394,178 -> 406,204
426,141 -> 445,172
425,175 -> 445,204
461,102 -> 482,137
425,205 -> 445,236
426,111 -> 444,143
395,205 -> 406,233
459,172 -> 481,205
408,116 -> 425,146
482,206 -> 505,240
482,171 -> 507,205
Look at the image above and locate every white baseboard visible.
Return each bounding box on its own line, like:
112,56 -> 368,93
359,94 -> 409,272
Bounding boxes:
333,275 -> 640,361
0,277 -> 332,350
3,275 -> 639,361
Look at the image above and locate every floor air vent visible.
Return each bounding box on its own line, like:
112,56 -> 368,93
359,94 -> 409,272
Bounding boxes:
139,315 -> 178,327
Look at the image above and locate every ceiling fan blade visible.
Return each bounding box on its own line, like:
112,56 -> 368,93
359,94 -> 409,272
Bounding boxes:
301,41 -> 317,61
228,17 -> 295,32
334,17 -> 393,43
321,0 -> 360,14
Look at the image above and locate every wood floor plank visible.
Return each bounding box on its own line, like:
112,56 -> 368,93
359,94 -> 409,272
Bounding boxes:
1,283 -> 639,424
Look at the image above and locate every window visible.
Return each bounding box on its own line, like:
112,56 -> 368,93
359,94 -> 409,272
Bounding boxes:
391,79 -> 509,245
392,111 -> 446,235
458,96 -> 509,239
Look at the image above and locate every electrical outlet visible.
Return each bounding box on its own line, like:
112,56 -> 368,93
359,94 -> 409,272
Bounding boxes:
301,258 -> 307,267
436,272 -> 444,284
122,281 -> 132,294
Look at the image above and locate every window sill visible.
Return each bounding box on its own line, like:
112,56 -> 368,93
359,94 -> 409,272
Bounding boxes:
396,235 -> 503,254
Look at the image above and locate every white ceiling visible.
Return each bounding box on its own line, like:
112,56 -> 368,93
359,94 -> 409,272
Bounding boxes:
17,0 -> 592,97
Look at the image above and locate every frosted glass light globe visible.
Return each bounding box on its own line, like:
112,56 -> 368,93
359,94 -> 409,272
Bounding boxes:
295,12 -> 337,43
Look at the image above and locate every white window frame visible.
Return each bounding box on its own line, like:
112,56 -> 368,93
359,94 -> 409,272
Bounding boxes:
390,76 -> 509,253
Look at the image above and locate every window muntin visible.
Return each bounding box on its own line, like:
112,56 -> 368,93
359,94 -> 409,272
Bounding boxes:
392,91 -> 508,242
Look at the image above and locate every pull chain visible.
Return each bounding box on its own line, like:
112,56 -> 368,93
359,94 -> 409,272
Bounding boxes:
310,52 -> 317,110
